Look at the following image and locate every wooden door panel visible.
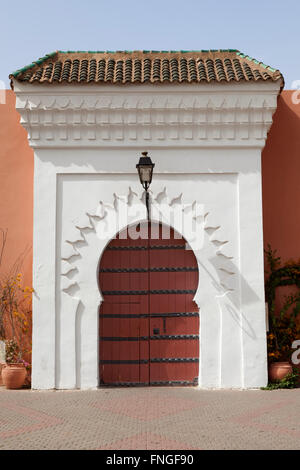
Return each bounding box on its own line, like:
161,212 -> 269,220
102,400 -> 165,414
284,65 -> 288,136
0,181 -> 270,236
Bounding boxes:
100,273 -> 149,293
150,363 -> 198,384
149,294 -> 196,314
150,319 -> 199,337
100,318 -> 139,338
99,222 -> 199,386
149,224 -> 199,385
107,364 -> 140,384
151,338 -> 198,357
150,316 -> 199,335
99,226 -> 150,385
149,272 -> 197,290
101,341 -> 140,361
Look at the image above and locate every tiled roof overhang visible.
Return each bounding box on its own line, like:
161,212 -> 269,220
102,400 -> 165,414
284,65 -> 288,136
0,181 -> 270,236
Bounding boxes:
10,50 -> 284,87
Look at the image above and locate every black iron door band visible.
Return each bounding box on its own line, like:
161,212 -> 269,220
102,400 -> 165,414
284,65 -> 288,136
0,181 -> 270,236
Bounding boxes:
100,358 -> 198,364
102,289 -> 196,296
100,312 -> 199,318
99,267 -> 198,273
151,379 -> 199,386
150,335 -> 199,340
150,312 -> 199,317
107,245 -> 185,251
150,358 -> 199,363
151,267 -> 198,272
100,335 -> 199,341
100,380 -> 198,387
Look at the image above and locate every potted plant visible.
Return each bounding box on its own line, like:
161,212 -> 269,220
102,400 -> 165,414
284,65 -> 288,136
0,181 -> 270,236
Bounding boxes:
262,367 -> 299,390
0,271 -> 33,388
267,316 -> 296,381
0,231 -> 33,387
0,341 -> 5,386
0,272 -> 5,386
1,338 -> 27,389
265,245 -> 300,383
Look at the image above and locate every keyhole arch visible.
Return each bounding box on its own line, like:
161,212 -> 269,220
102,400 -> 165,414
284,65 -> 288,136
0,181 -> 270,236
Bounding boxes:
98,220 -> 200,386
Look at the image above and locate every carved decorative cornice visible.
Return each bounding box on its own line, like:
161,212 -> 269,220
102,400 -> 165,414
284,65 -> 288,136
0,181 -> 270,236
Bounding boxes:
14,86 -> 280,147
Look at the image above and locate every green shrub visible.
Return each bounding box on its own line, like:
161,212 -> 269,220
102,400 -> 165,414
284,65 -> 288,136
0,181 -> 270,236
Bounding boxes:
261,368 -> 299,390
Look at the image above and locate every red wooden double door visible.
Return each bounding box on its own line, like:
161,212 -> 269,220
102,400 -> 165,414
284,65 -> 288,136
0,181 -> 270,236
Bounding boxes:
99,222 -> 199,386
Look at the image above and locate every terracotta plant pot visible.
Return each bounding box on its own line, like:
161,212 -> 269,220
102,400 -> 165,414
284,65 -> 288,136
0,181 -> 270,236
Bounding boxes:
0,362 -> 5,386
2,363 -> 27,389
269,362 -> 293,382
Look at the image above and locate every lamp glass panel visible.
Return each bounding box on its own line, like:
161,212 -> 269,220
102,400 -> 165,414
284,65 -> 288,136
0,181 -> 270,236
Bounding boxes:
139,166 -> 152,183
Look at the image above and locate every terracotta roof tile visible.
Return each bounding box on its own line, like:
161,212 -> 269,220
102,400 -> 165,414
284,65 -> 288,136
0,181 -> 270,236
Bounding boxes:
10,50 -> 283,86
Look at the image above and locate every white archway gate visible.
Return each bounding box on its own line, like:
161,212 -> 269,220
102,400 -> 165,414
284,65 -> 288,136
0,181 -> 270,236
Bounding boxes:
12,80 -> 279,390
58,186 -> 240,389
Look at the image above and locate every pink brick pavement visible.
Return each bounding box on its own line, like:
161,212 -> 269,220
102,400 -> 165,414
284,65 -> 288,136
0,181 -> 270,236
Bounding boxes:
0,386 -> 299,450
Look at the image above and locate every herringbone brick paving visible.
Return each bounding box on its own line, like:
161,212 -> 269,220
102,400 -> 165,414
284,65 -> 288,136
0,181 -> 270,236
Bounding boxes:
0,386 -> 299,450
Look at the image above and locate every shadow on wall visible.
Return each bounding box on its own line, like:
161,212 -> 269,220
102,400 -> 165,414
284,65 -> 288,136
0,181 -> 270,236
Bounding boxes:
207,253 -> 258,341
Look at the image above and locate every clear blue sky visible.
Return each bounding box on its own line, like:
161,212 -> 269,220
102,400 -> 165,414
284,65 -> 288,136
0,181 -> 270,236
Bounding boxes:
1,0 -> 299,88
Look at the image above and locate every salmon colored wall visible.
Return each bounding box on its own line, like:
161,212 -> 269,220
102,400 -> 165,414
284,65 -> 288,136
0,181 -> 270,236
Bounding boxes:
262,90 -> 300,264
0,90 -> 299,290
0,90 -> 33,286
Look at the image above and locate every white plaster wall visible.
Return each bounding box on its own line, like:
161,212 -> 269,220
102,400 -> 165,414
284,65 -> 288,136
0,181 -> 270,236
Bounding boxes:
12,81 -> 280,390
30,146 -> 266,390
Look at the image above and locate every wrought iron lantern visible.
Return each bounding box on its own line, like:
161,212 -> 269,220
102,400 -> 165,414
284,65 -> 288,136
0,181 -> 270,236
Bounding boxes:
136,151 -> 155,191
136,151 -> 155,219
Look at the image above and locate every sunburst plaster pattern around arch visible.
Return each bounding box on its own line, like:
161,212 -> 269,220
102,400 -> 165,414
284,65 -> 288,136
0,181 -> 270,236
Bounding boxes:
57,187 -> 237,389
